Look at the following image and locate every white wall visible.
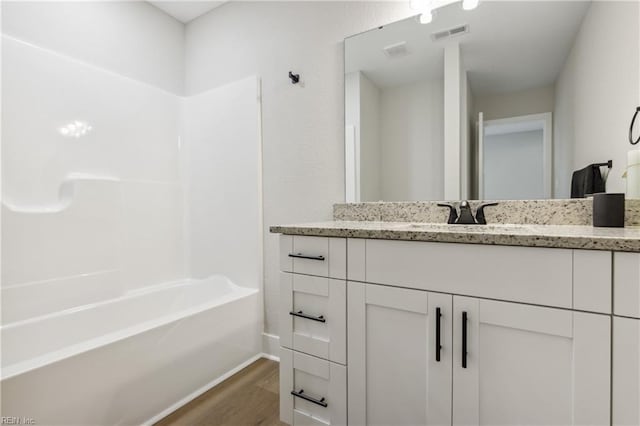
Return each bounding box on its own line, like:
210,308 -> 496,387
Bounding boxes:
185,1 -> 414,339
553,61 -> 575,199
345,71 -> 382,202
483,130 -> 545,200
344,71 -> 361,201
360,73 -> 381,202
444,42 -> 461,200
379,79 -> 444,201
474,85 -> 555,122
460,69 -> 470,199
554,1 -> 639,197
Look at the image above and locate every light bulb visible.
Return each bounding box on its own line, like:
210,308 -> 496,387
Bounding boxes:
410,0 -> 427,10
419,10 -> 433,24
462,0 -> 479,10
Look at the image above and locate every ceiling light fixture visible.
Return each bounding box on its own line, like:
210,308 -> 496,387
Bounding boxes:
414,0 -> 479,24
420,10 -> 434,24
410,0 -> 428,10
462,0 -> 479,11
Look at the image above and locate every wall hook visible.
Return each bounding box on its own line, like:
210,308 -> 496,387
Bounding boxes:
289,71 -> 300,84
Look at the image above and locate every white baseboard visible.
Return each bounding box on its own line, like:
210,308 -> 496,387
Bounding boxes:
262,332 -> 280,361
261,352 -> 280,362
144,353 -> 263,425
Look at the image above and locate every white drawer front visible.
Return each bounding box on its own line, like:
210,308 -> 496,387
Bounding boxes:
280,273 -> 346,364
280,236 -> 346,279
280,348 -> 347,426
614,252 -> 640,318
362,239 -> 573,308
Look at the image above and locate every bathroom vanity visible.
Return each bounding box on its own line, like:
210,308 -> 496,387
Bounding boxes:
272,210 -> 640,426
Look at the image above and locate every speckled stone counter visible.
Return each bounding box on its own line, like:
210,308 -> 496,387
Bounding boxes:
270,221 -> 640,252
333,199 -> 640,226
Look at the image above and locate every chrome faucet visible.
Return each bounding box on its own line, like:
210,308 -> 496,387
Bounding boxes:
437,201 -> 499,225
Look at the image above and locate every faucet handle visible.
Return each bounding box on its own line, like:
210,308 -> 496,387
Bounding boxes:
437,203 -> 458,224
475,202 -> 499,225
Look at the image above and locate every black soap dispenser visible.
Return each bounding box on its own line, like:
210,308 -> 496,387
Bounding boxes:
592,193 -> 625,227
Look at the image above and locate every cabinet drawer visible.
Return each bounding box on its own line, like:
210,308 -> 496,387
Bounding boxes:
359,239 -> 573,308
280,273 -> 346,364
280,348 -> 347,426
280,236 -> 346,279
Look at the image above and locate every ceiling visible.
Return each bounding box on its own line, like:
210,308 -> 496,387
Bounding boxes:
345,1 -> 592,95
148,1 -> 227,23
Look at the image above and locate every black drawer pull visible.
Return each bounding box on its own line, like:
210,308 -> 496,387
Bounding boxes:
289,310 -> 326,323
462,311 -> 468,369
288,253 -> 325,261
291,389 -> 328,407
435,307 -> 442,362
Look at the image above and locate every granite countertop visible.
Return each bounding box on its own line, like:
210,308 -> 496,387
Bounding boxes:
270,221 -> 640,252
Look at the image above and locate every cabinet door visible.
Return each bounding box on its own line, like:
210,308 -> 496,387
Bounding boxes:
613,316 -> 640,426
347,282 -> 452,426
453,296 -> 610,426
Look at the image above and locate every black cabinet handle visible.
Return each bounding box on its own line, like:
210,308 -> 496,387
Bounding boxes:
288,253 -> 325,261
462,311 -> 468,369
291,389 -> 328,407
289,310 -> 326,323
435,307 -> 442,362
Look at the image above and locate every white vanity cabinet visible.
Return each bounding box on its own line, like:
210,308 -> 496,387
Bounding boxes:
278,235 -> 625,426
346,284 -> 610,426
347,283 -> 453,426
452,297 -> 610,426
613,253 -> 640,426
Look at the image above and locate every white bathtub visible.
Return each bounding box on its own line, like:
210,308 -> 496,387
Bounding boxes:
0,276 -> 262,425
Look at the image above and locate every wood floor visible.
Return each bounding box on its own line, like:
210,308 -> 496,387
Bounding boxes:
156,358 -> 286,426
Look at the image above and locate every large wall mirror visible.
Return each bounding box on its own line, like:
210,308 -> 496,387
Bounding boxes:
344,0 -> 639,202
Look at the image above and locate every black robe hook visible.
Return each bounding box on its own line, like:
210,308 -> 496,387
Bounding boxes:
289,71 -> 300,84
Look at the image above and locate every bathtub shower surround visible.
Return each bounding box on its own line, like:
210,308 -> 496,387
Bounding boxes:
1,34 -> 184,293
184,79 -> 263,286
1,4 -> 263,423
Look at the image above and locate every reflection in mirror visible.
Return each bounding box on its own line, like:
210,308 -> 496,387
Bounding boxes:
345,0 -> 639,202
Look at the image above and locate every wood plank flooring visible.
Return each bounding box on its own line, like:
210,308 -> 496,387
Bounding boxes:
155,358 -> 285,426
